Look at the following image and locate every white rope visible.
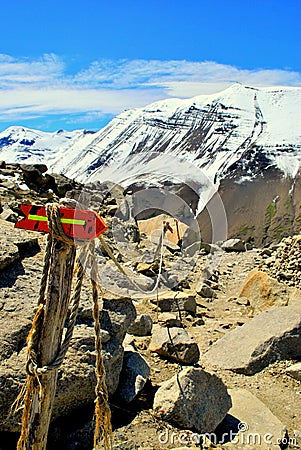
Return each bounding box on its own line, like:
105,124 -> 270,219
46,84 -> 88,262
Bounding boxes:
98,226 -> 166,295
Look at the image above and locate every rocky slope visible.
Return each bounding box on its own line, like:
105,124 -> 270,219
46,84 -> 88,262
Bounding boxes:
0,175 -> 300,449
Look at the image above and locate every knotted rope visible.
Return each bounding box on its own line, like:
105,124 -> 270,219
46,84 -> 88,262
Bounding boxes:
14,202 -> 112,450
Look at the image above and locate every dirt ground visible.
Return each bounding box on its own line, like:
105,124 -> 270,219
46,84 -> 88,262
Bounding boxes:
0,238 -> 300,450
108,249 -> 301,450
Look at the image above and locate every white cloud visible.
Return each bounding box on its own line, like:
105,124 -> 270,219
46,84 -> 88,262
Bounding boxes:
0,54 -> 300,125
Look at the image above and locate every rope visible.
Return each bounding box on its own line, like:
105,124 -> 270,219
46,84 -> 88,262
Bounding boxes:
26,205 -> 90,376
98,223 -> 166,295
90,241 -> 112,450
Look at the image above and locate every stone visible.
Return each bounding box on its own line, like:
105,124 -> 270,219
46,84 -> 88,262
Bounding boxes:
0,219 -> 40,270
149,325 -> 200,365
259,235 -> 301,288
107,204 -> 118,216
203,304 -> 301,375
164,239 -> 180,254
0,206 -> 18,223
100,298 -> 137,343
221,239 -> 245,252
196,284 -> 217,299
138,214 -> 188,245
158,312 -> 181,328
153,367 -> 232,433
149,291 -> 197,315
235,296 -> 250,306
135,262 -> 156,276
215,388 -> 287,449
285,362 -> 301,381
0,326 -> 124,432
239,269 -> 299,314
98,262 -> 154,299
20,164 -> 49,190
127,314 -> 153,336
116,347 -> 150,402
0,240 -> 19,271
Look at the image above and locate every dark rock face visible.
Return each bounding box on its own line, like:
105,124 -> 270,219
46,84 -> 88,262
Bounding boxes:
198,171 -> 301,246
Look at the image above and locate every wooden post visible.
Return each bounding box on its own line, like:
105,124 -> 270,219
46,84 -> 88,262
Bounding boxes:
17,239 -> 76,450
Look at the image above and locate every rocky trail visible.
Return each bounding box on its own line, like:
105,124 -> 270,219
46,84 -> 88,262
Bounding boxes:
0,164 -> 300,450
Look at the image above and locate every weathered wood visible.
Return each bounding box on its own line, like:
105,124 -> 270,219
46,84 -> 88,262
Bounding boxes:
17,239 -> 76,450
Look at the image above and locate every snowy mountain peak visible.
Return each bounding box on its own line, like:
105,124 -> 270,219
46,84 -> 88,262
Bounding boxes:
0,84 -> 300,185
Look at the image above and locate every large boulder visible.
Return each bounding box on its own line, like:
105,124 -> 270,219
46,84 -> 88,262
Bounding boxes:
149,291 -> 197,315
153,367 -> 232,433
149,325 -> 200,365
239,268 -> 300,314
20,164 -> 50,191
138,214 -> 188,245
0,281 -> 136,433
0,326 -> 124,433
203,304 -> 301,375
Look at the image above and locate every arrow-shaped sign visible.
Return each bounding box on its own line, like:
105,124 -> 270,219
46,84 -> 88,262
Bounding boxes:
15,204 -> 108,240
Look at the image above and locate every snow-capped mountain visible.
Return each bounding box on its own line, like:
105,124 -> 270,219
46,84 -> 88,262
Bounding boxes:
1,84 -> 300,185
1,84 -> 300,244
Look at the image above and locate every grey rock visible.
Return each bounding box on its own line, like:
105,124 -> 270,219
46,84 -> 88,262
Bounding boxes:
116,348 -> 150,402
221,239 -> 246,252
149,325 -> 200,364
285,362 -> 301,381
149,291 -> 196,315
196,284 -> 217,298
0,206 -> 18,223
203,304 -> 301,375
0,240 -> 19,271
127,314 -> 153,336
100,298 -> 137,343
153,367 -> 232,433
98,263 -> 154,298
220,388 -> 287,448
0,219 -> 40,268
158,312 -> 181,328
0,326 -> 124,432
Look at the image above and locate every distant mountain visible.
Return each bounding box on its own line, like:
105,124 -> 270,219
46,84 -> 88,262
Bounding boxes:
1,84 -> 300,245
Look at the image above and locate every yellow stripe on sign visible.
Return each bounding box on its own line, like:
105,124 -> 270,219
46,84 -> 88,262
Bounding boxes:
28,214 -> 85,226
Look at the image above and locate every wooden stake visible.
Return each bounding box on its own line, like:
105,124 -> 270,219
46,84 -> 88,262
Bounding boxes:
17,239 -> 76,450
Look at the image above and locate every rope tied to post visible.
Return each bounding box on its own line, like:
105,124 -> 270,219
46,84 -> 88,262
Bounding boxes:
15,202 -> 112,450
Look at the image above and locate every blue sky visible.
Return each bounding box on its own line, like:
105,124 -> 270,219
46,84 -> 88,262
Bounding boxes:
0,0 -> 300,131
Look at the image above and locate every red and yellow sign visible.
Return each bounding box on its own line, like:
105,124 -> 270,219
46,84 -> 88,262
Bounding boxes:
15,204 -> 107,240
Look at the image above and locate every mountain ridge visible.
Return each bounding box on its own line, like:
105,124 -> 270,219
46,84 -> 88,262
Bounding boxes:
0,83 -> 300,245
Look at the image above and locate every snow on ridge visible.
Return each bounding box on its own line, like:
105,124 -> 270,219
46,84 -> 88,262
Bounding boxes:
0,84 -> 300,183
